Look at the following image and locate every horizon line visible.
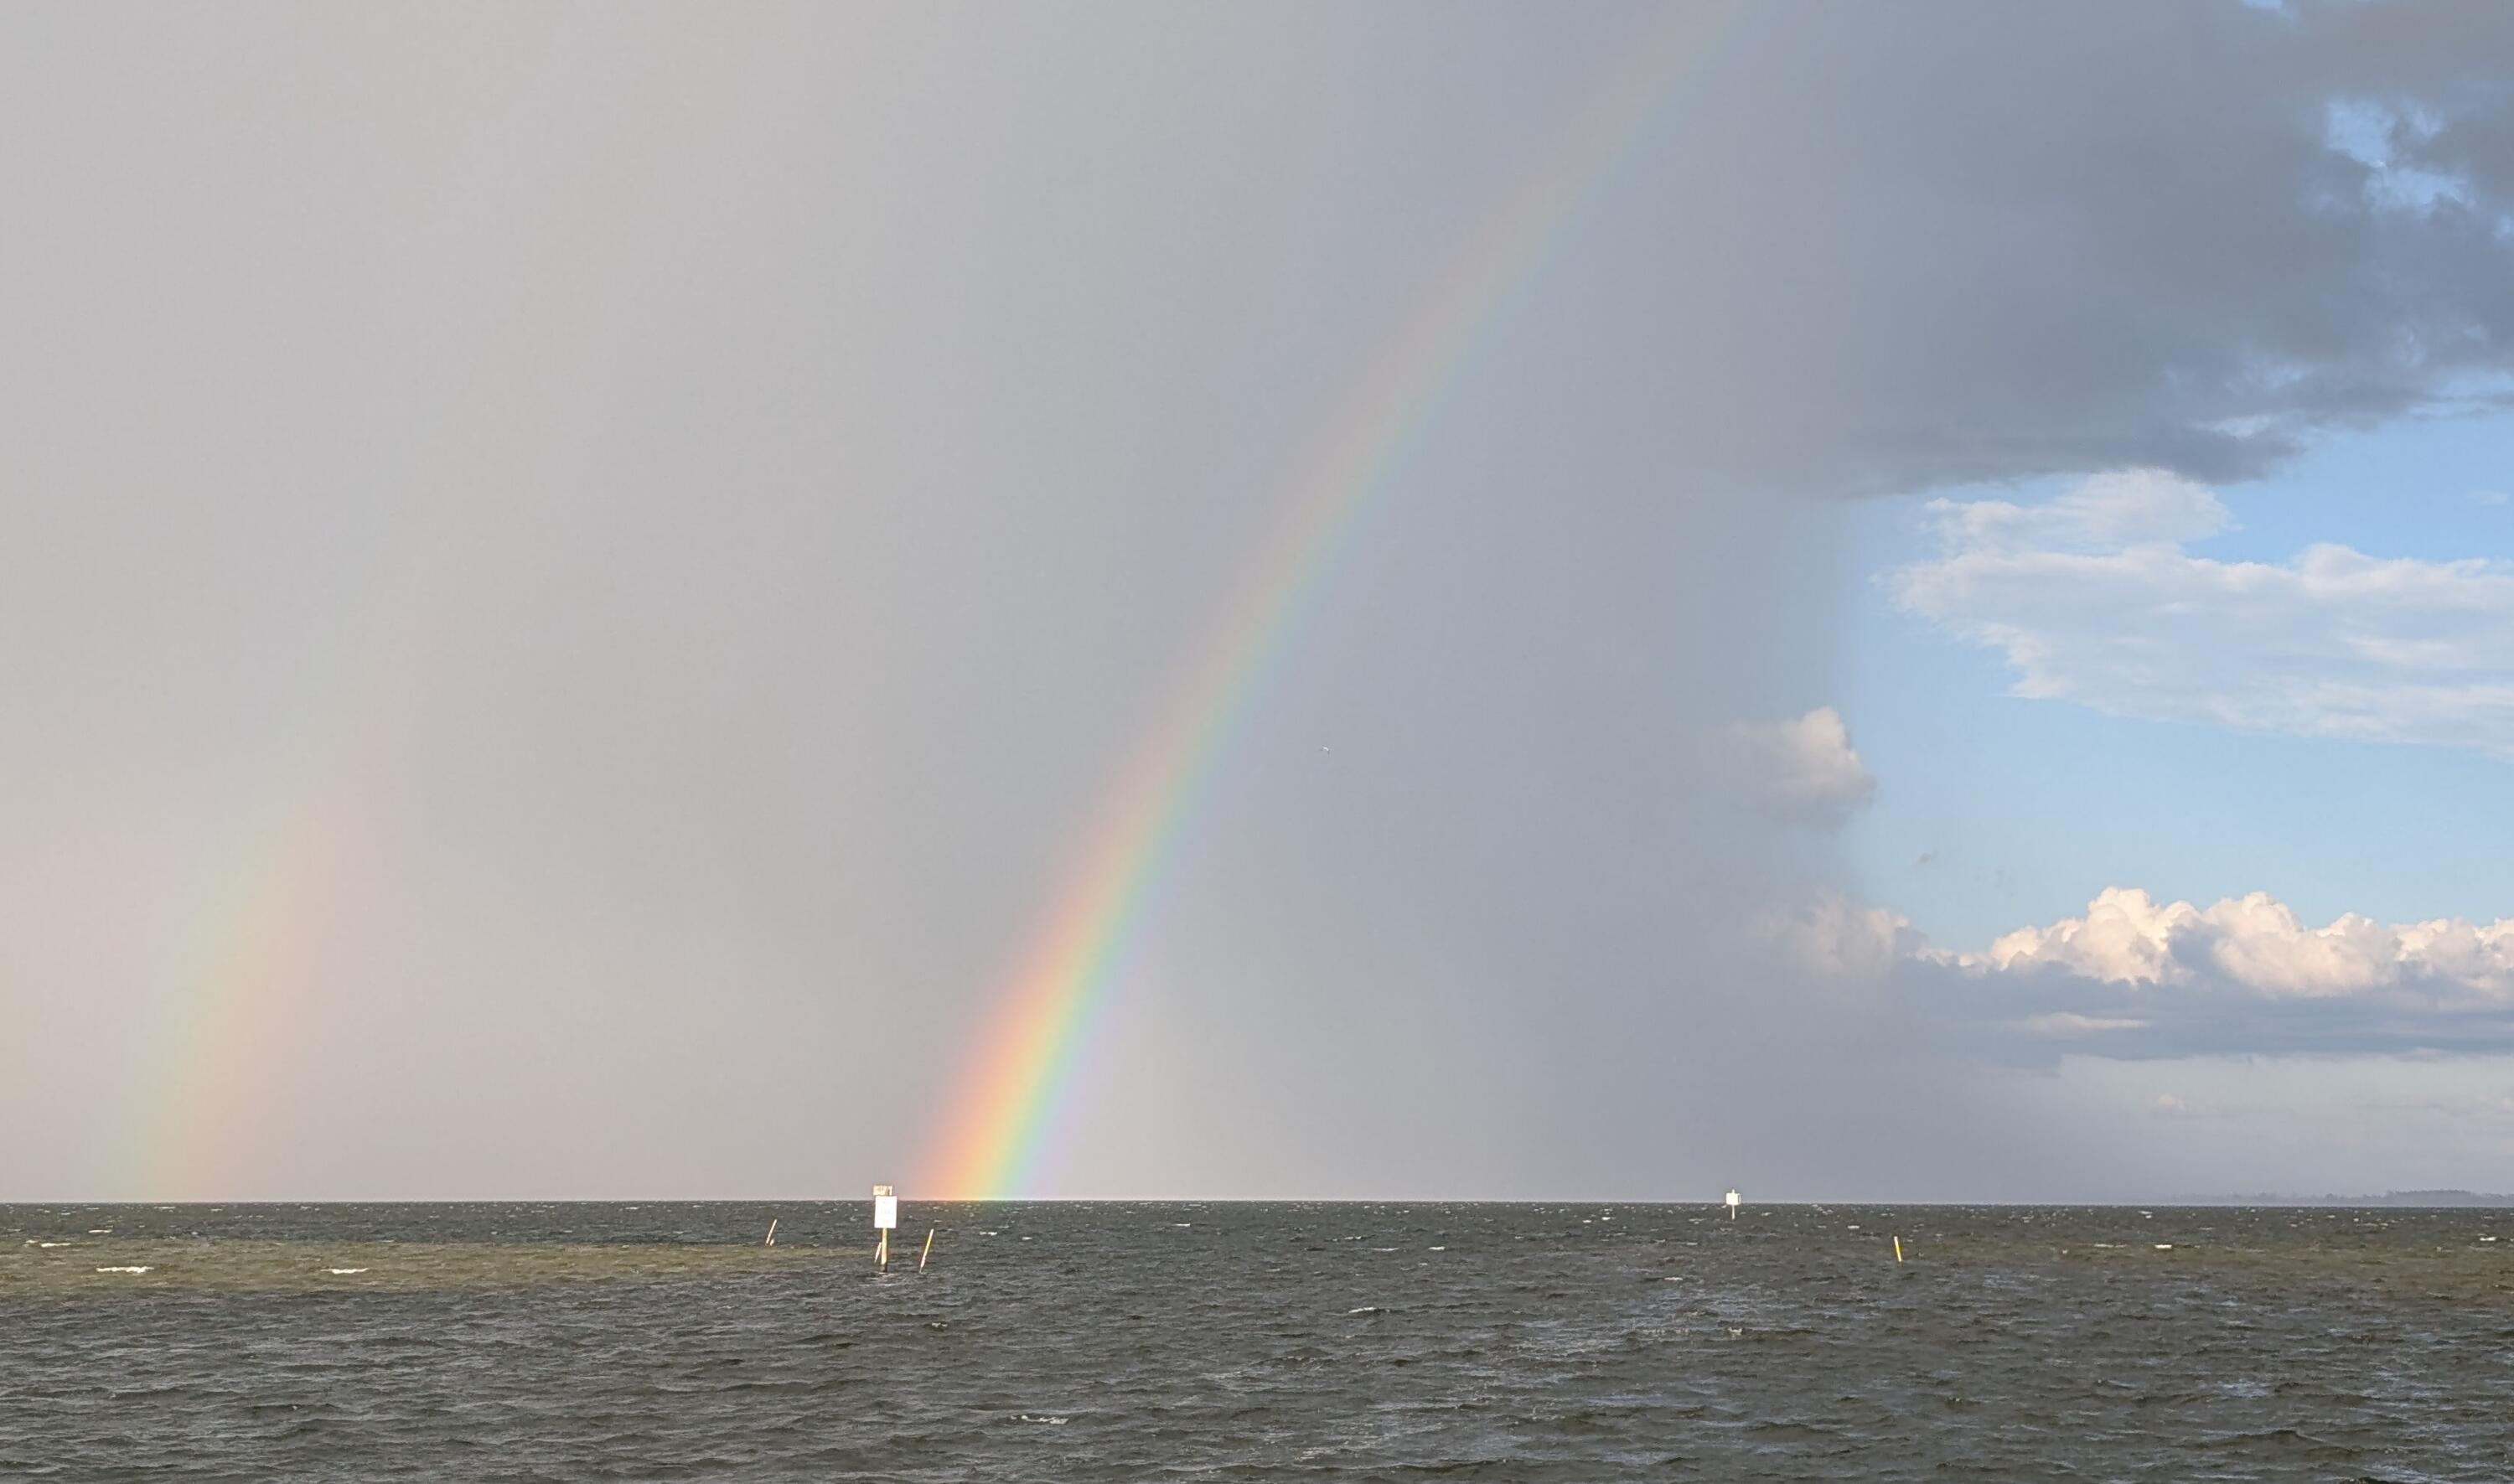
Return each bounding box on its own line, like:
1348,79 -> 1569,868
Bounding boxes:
10,1193 -> 2510,1208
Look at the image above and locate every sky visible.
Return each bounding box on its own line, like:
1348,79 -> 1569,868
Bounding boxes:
4,1 -> 2514,1202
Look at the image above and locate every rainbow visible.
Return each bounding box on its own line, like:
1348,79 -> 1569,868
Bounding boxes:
106,553 -> 416,1200
98,62 -> 727,1196
113,770 -> 369,1197
918,5 -> 1739,1200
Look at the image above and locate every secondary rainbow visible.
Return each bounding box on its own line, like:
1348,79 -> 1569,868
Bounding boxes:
919,5 -> 1740,1200
96,58 -> 762,1195
106,521 -> 427,1200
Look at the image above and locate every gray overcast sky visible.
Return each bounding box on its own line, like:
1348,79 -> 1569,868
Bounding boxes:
8,3 -> 2514,1201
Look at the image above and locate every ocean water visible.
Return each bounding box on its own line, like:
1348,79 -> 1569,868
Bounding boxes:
7,1202 -> 2513,1481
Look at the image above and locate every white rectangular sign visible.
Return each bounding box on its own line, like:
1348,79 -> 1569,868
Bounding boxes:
872,1185 -> 897,1230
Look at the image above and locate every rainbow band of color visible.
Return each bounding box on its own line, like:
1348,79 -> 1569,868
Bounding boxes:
918,5 -> 1737,1201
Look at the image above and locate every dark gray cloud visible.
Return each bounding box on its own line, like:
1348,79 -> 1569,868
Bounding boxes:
1917,959 -> 2514,1062
1551,0 -> 2514,498
4,3 -> 2513,1198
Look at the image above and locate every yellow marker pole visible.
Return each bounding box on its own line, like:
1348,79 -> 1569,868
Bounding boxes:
919,1228 -> 935,1271
1893,1235 -> 1904,1263
764,1218 -> 778,1248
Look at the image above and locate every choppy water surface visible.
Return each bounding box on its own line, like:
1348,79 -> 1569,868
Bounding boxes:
8,1202 -> 2514,1480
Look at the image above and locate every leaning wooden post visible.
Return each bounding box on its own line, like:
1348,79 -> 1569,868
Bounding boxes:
919,1227 -> 935,1271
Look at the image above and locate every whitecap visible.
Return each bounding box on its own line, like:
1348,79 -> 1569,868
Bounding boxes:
1348,1305 -> 1385,1315
2153,1244 -> 2174,1250
1011,1414 -> 1068,1425
95,1265 -> 152,1275
327,1268 -> 370,1275
38,1242 -> 70,1249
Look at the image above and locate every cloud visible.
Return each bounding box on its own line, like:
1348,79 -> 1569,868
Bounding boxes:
1757,891 -> 1916,980
1951,886 -> 2514,1000
1565,3 -> 2514,498
1722,707 -> 1878,825
1770,885 -> 2514,1057
1893,469 -> 2514,755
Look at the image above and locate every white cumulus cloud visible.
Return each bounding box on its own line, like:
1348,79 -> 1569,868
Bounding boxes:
1892,468 -> 2514,756
1723,707 -> 1878,825
1953,887 -> 2514,1001
1769,883 -> 2514,1057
